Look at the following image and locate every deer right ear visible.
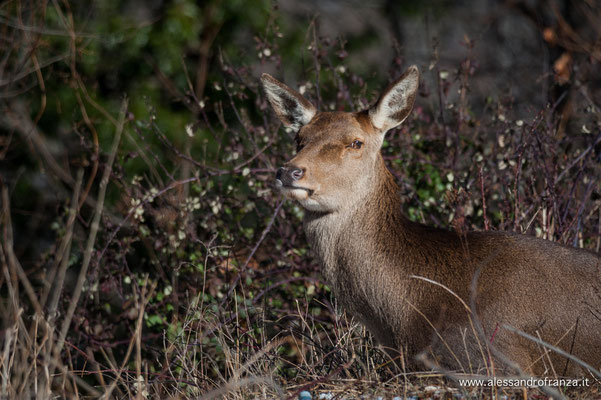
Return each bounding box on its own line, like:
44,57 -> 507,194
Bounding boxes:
368,65 -> 419,133
261,73 -> 317,131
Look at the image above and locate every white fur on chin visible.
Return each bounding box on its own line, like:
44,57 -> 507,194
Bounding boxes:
282,187 -> 310,201
279,187 -> 328,212
298,198 -> 327,212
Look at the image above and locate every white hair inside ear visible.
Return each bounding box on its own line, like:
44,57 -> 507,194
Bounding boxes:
261,73 -> 317,131
369,65 -> 419,133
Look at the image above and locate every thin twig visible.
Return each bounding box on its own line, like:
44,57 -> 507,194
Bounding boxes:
50,98 -> 128,380
102,276 -> 155,399
1,183 -> 43,316
502,325 -> 601,380
220,199 -> 284,306
46,169 -> 83,319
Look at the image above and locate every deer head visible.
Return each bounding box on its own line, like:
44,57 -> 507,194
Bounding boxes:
262,66 -> 419,213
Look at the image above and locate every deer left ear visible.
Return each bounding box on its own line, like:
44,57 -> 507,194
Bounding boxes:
369,65 -> 419,133
261,73 -> 317,131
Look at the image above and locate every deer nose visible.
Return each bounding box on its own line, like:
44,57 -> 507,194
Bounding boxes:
276,166 -> 304,186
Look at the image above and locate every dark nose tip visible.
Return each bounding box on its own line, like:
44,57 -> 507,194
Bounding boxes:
276,166 -> 304,186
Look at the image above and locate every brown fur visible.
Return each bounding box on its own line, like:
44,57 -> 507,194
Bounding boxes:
262,68 -> 601,377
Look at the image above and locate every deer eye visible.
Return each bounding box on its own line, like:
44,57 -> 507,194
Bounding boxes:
348,140 -> 363,149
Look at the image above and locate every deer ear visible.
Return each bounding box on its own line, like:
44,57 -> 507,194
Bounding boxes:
261,73 -> 317,131
368,65 -> 419,133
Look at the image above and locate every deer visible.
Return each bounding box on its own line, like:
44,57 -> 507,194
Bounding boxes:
261,66 -> 601,377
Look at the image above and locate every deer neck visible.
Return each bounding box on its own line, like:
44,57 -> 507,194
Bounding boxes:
303,157 -> 410,281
